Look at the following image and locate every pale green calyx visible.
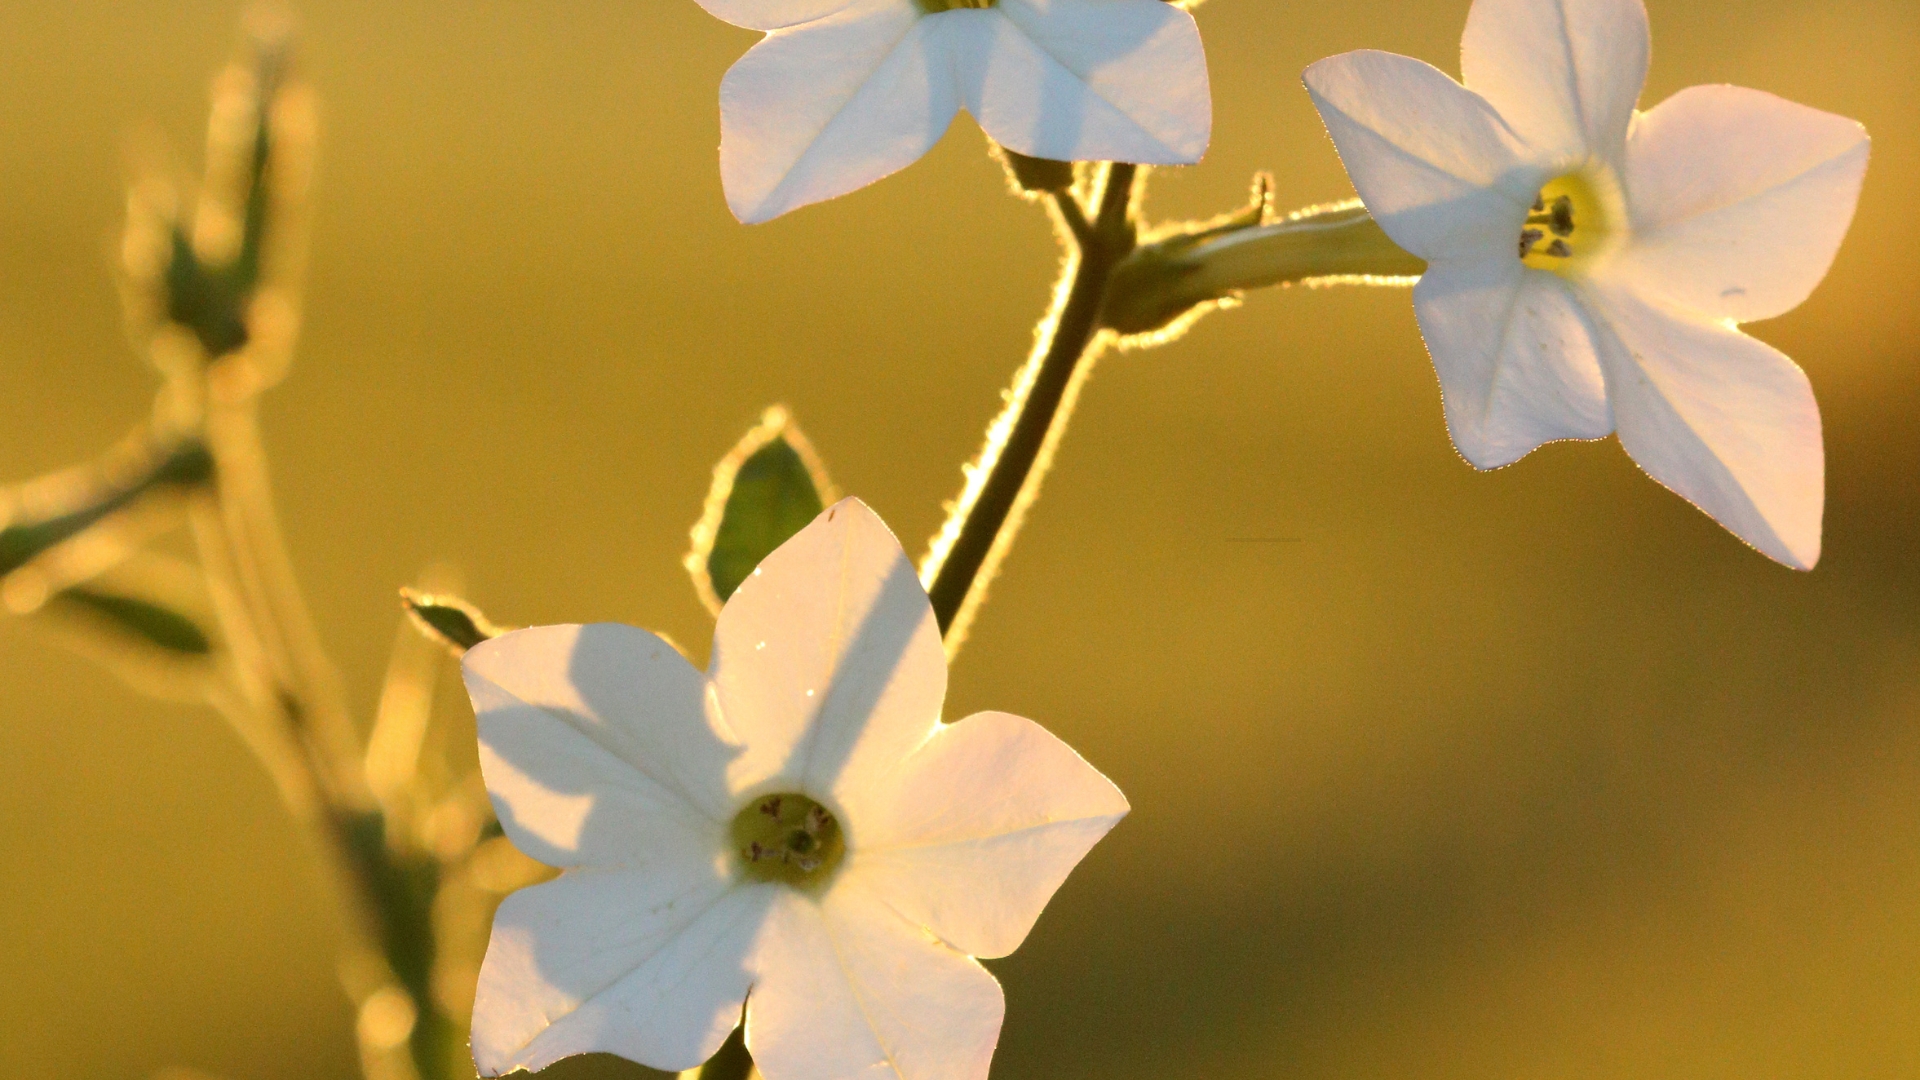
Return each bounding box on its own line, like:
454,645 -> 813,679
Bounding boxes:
1103,199 -> 1426,337
731,793 -> 846,888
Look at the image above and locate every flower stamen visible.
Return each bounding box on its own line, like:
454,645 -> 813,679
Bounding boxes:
915,0 -> 996,11
1518,173 -> 1614,272
732,793 -> 846,888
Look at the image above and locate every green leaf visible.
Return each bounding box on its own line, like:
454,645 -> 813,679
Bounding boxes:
688,407 -> 838,613
0,438 -> 213,579
11,552 -> 219,701
166,229 -> 253,358
51,586 -> 213,655
401,589 -> 503,654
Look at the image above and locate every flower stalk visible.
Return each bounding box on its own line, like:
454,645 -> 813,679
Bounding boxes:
1104,200 -> 1426,337
921,162 -> 1139,649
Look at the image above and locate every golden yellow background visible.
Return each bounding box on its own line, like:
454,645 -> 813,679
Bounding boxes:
3,0 -> 1917,1076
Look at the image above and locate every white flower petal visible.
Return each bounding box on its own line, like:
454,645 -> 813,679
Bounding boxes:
960,0 -> 1210,165
746,883 -> 1004,1080
1413,258 -> 1614,468
1585,278 -> 1824,568
1460,0 -> 1649,166
475,876 -> 775,1075
842,710 -> 1127,960
1613,84 -> 1870,324
465,624 -> 739,864
692,0 -> 866,32
1304,50 -> 1537,262
710,498 -> 946,814
719,2 -> 960,223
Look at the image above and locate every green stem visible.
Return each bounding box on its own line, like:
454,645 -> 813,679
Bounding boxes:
1175,201 -> 1424,293
1102,200 -> 1426,337
922,162 -> 1140,646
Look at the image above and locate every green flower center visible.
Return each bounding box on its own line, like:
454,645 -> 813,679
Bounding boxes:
916,0 -> 997,11
731,793 -> 845,888
1518,172 -> 1613,273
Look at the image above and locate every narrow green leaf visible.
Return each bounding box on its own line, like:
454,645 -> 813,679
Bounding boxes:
51,586 -> 213,655
11,552 -> 219,702
687,407 -> 838,613
0,438 -> 213,578
401,589 -> 503,654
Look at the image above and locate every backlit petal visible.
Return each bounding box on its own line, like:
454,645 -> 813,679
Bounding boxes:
1460,0 -> 1648,166
1414,258 -> 1614,467
746,883 -> 1004,1080
720,3 -> 959,223
1304,50 -> 1538,262
1585,278 -> 1823,568
474,876 -> 775,1075
960,0 -> 1210,165
843,710 -> 1127,959
464,624 -> 738,864
692,0 -> 871,32
1614,84 -> 1869,323
710,499 -> 947,816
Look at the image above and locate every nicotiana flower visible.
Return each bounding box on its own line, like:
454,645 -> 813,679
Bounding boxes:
1304,0 -> 1868,568
693,0 -> 1211,223
462,498 -> 1129,1080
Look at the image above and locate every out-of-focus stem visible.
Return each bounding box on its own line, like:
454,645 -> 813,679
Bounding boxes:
203,398 -> 370,808
151,26 -> 457,1080
184,396 -> 425,1080
921,162 -> 1140,650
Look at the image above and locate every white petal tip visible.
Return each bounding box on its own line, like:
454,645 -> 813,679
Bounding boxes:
1769,532 -> 1821,572
726,192 -> 782,226
813,496 -> 893,538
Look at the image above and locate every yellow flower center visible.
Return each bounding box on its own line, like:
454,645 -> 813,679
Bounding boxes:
916,0 -> 996,10
1518,171 -> 1615,274
731,793 -> 845,888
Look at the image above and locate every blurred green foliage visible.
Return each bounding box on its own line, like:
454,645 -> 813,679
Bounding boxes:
52,586 -> 212,655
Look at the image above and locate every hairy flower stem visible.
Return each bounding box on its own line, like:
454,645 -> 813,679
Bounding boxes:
922,161 -> 1140,648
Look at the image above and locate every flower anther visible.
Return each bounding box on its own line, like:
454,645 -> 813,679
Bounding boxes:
1518,170 -> 1621,271
460,498 -> 1129,1080
1304,0 -> 1869,569
733,793 -> 845,885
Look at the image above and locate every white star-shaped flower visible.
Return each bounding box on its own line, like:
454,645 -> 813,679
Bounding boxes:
695,0 -> 1212,222
461,498 -> 1129,1080
1304,0 -> 1868,568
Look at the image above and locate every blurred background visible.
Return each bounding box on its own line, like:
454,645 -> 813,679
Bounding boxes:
2,0 -> 1917,1077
